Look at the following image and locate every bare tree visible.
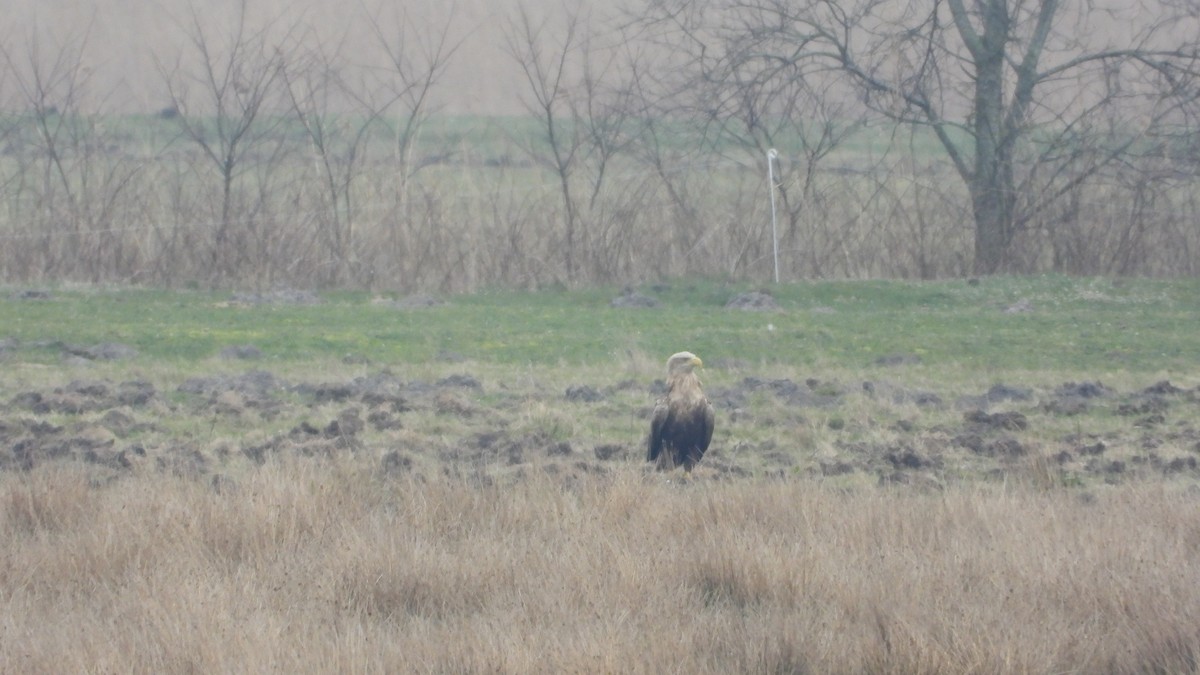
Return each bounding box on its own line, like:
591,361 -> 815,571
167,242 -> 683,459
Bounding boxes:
365,6 -> 461,180
280,33 -> 381,287
637,0 -> 1200,274
612,2 -> 869,281
505,6 -> 642,284
1,23 -> 143,281
157,0 -> 297,285
361,5 -> 463,282
276,4 -> 461,289
504,7 -> 589,283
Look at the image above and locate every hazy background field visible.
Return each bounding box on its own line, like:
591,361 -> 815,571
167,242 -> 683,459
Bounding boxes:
7,0 -> 560,116
4,0 -> 1152,117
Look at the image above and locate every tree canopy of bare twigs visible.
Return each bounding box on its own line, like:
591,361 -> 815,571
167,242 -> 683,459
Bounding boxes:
635,0 -> 1200,274
505,6 -> 651,284
279,6 -> 463,287
156,0 -> 300,286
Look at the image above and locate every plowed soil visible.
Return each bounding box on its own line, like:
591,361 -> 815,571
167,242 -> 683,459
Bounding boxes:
4,350 -> 1197,490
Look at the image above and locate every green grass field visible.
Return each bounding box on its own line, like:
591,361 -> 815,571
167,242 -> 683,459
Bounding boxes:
3,275 -> 1196,371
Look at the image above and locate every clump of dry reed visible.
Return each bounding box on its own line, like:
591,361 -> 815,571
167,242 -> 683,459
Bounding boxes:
2,459 -> 1198,673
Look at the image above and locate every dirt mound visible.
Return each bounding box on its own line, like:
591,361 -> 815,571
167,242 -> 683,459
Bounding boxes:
380,294 -> 447,309
178,371 -> 285,399
230,289 -> 321,305
610,287 -> 659,308
60,342 -> 139,361
9,379 -> 157,414
725,291 -> 779,311
220,345 -> 263,359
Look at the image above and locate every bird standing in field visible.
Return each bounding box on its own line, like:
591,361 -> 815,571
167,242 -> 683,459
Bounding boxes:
647,351 -> 715,472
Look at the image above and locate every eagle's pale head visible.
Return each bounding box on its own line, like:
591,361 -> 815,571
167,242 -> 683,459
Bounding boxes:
666,351 -> 703,375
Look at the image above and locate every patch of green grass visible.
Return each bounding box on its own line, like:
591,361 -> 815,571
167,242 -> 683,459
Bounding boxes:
1,276 -> 1197,377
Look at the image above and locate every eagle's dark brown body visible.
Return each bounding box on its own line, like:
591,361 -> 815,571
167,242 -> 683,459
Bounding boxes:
647,352 -> 715,472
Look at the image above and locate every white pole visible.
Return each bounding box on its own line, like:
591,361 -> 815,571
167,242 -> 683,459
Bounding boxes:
767,148 -> 780,284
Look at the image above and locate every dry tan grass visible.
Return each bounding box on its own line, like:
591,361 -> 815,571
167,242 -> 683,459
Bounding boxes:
2,458 -> 1198,673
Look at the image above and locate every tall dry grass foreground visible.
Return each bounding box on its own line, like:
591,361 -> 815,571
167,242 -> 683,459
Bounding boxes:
2,460 -> 1198,673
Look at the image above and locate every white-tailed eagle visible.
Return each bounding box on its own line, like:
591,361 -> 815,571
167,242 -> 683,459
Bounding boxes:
647,351 -> 715,472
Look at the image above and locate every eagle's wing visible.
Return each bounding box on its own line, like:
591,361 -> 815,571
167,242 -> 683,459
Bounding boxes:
647,398 -> 669,463
700,398 -> 715,455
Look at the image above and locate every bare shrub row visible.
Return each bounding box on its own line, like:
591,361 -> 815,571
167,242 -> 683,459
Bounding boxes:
1,4 -> 1199,290
6,123 -> 1197,290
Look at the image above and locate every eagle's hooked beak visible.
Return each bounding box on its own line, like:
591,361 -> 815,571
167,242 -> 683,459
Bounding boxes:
691,356 -> 703,368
